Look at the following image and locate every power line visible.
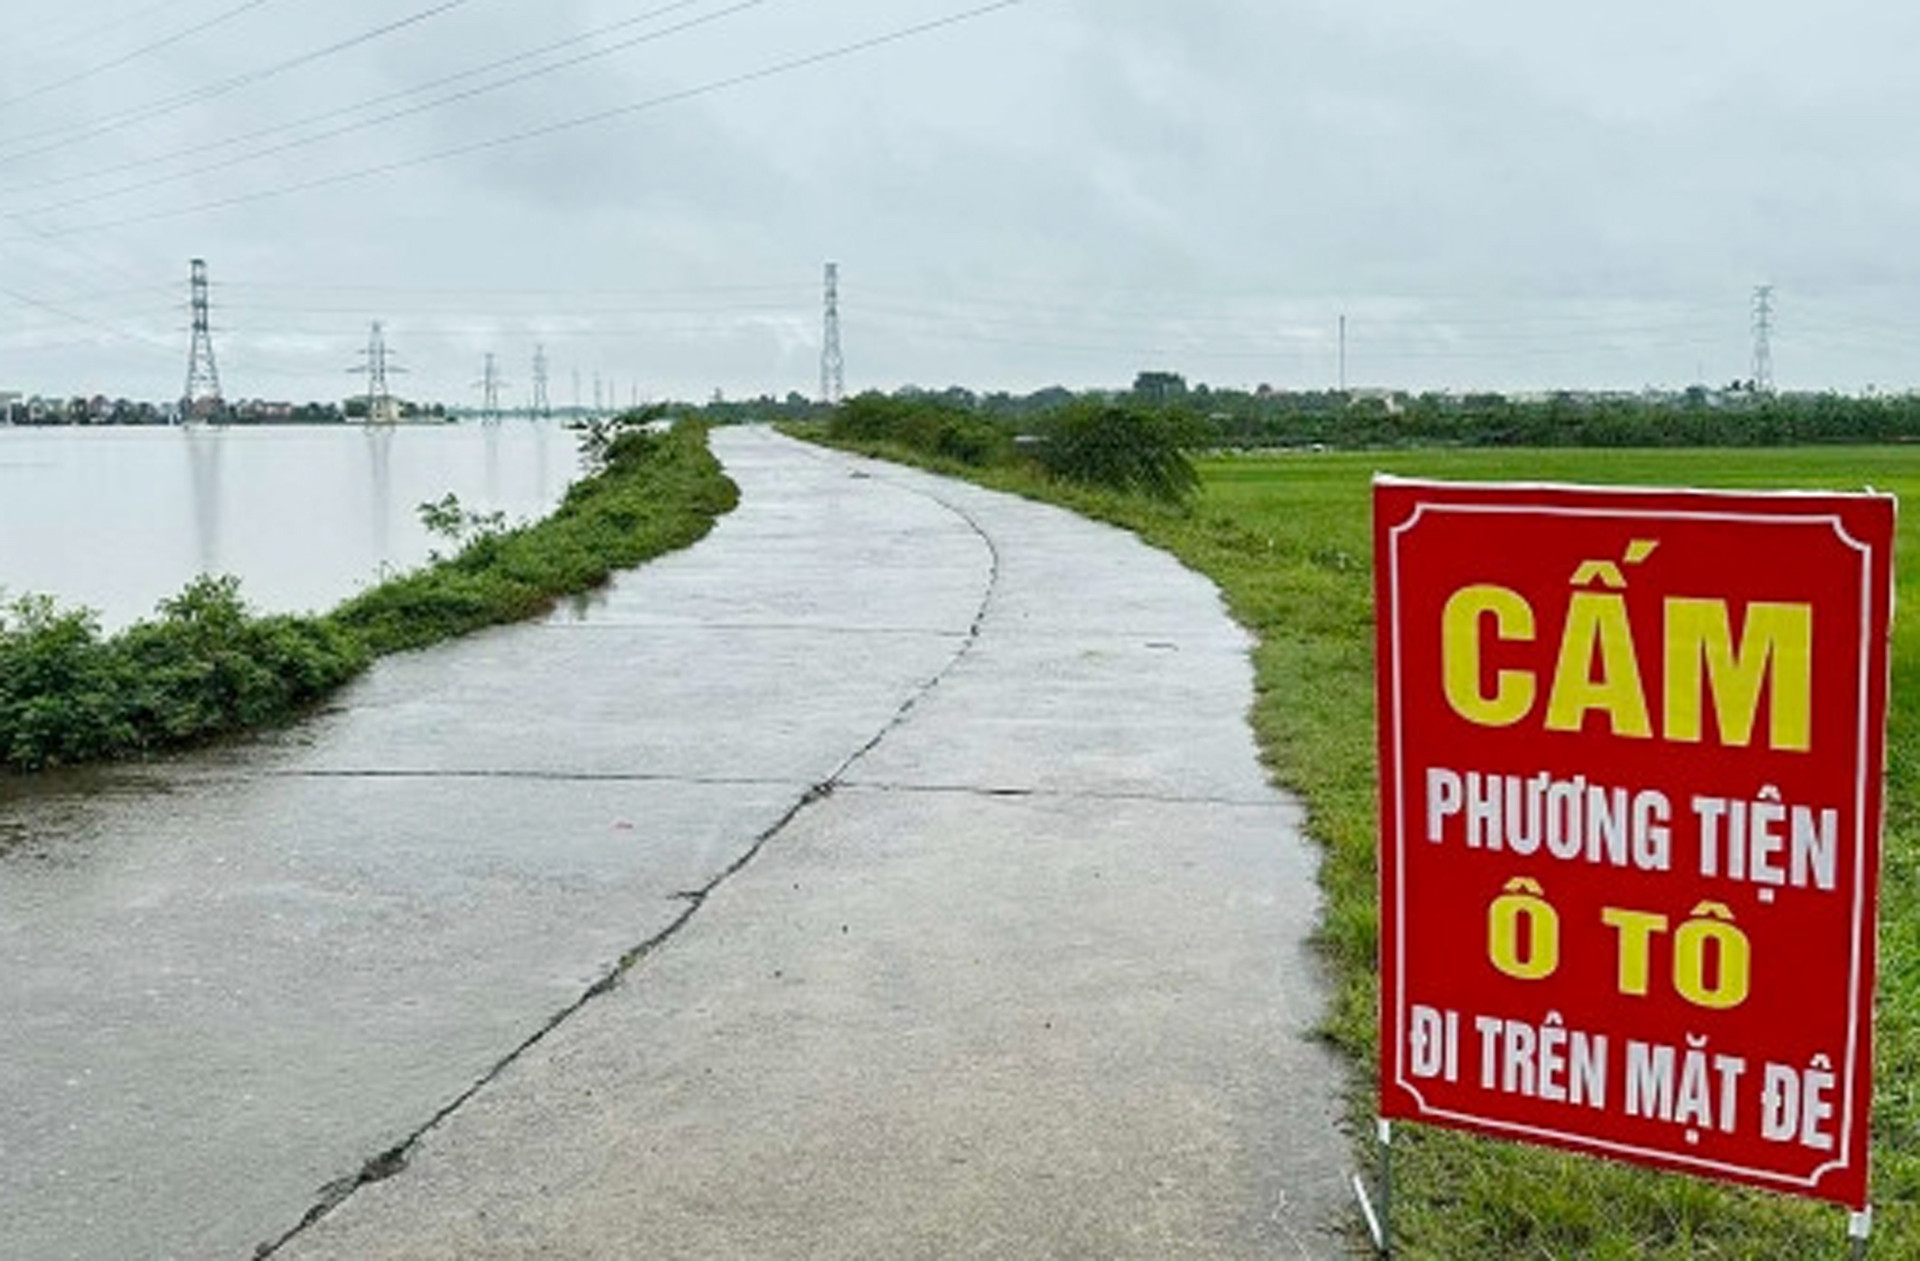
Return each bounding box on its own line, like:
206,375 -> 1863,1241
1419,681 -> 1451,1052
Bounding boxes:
0,0 -> 286,112
0,285 -> 171,349
218,278 -> 809,297
0,272 -> 176,356
215,287 -> 809,316
19,0 -> 182,57
0,0 -> 749,200
12,0 -> 769,221
0,279 -> 173,304
851,304 -> 1732,364
855,278 -> 1736,326
855,295 -> 1723,347
0,191 -> 172,295
0,0 -> 481,168
11,0 -> 1028,238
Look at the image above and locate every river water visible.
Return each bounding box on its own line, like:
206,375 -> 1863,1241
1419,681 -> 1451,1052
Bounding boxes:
0,421 -> 574,632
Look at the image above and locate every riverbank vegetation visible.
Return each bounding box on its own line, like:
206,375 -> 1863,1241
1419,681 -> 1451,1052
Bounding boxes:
802,415 -> 1920,1257
0,419 -> 736,772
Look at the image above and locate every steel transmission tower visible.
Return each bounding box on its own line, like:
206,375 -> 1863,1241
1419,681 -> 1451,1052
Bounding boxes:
475,353 -> 506,422
1750,284 -> 1775,393
531,345 -> 551,419
820,261 -> 844,405
349,321 -> 403,423
182,258 -> 223,421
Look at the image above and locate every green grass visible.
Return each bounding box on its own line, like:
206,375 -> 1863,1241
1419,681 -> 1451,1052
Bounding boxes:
0,421 -> 737,773
806,432 -> 1920,1257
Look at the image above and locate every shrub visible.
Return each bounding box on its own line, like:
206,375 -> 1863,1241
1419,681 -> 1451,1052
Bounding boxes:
1030,400 -> 1200,502
0,595 -> 131,769
119,576 -> 368,742
825,394 -> 1011,467
932,415 -> 1009,466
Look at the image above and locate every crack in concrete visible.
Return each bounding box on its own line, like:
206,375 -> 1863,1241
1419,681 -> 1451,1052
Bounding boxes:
250,784 -> 830,1259
254,440 -> 1002,1258
530,619 -> 970,639
833,779 -> 1290,810
816,487 -> 1002,785
268,768 -> 807,790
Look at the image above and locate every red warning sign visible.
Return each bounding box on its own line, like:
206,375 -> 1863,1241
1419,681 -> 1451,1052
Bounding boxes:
1374,477 -> 1893,1208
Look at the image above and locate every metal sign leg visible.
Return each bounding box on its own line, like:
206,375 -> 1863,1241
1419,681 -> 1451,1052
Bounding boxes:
1351,1118 -> 1393,1257
1849,1206 -> 1871,1260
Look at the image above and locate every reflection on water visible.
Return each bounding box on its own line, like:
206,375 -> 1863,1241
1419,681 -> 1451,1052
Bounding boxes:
364,422 -> 394,560
0,763 -> 173,861
535,418 -> 549,502
0,421 -> 570,631
484,416 -> 502,503
184,423 -> 224,578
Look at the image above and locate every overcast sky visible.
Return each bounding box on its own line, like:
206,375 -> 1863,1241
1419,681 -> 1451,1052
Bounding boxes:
3,0 -> 1918,406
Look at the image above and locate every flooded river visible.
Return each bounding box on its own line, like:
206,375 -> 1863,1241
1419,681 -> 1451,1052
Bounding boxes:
0,421 -> 573,632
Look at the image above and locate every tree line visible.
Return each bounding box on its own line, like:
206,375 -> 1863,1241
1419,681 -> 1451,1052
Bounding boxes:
693,374 -> 1920,451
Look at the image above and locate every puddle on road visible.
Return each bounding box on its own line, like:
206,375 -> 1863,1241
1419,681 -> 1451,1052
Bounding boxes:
0,766 -> 178,865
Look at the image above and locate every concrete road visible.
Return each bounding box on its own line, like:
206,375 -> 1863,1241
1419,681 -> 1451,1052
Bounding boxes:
0,427 -> 1352,1259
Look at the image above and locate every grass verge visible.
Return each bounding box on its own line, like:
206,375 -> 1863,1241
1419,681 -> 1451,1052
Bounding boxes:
799,428 -> 1920,1258
0,420 -> 737,773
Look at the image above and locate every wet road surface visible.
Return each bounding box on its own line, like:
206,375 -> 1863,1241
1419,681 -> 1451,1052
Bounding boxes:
1,427 -> 1351,1259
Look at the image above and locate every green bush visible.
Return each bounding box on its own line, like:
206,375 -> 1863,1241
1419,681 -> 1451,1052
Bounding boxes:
0,596 -> 132,768
119,575 -> 369,742
1031,400 -> 1200,502
932,415 -> 1007,465
825,394 -> 1011,467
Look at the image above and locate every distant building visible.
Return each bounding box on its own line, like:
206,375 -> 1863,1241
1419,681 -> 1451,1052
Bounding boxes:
237,400 -> 296,422
1346,387 -> 1405,414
